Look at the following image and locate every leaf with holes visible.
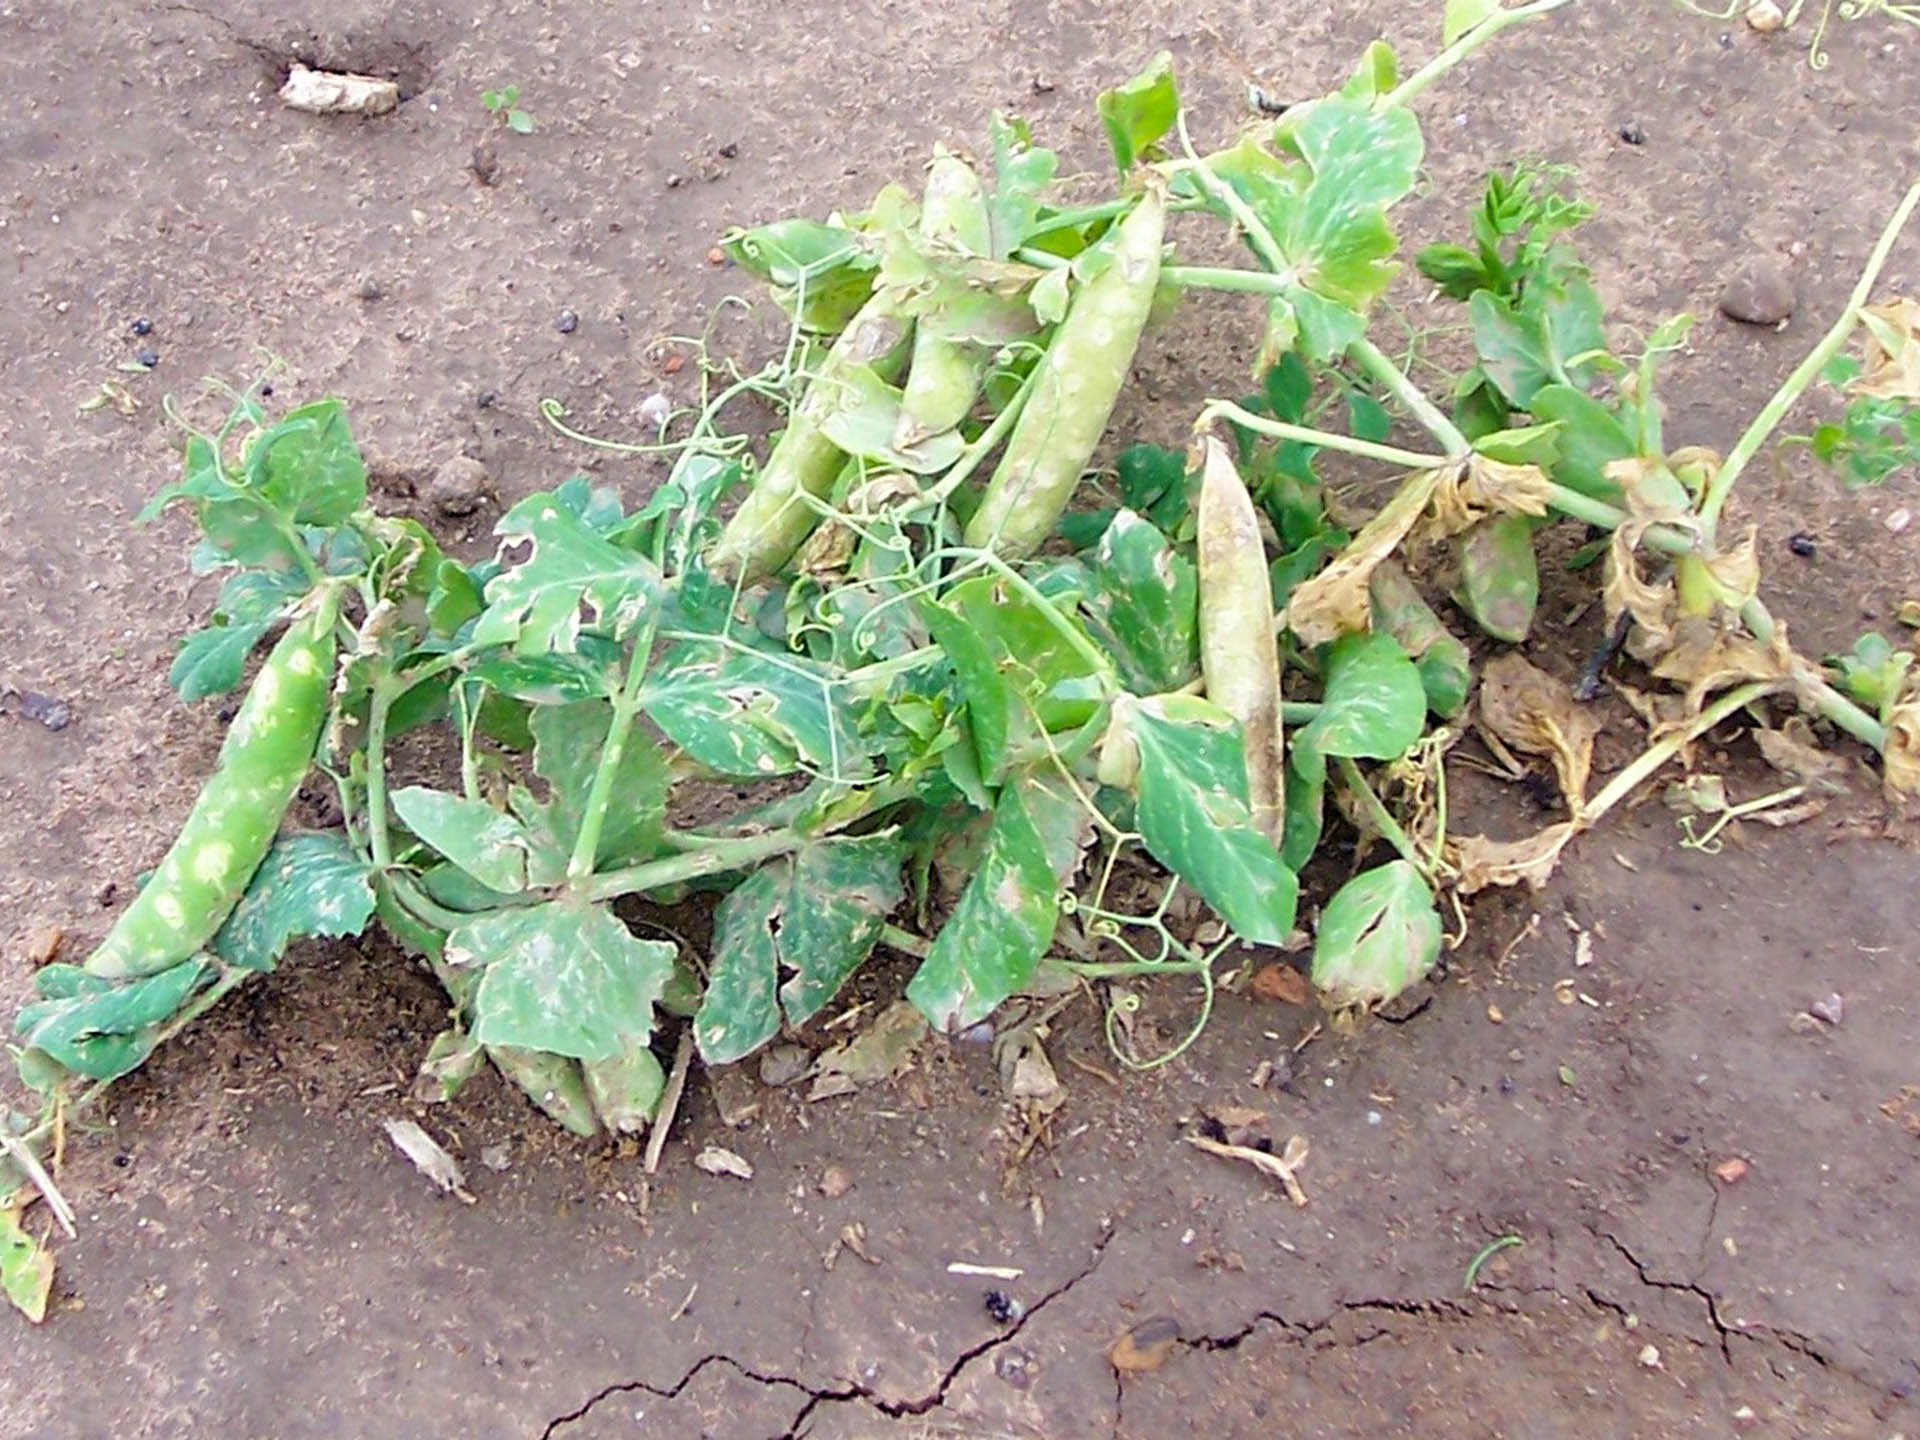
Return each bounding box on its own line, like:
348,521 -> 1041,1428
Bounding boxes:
458,901 -> 675,1061
15,958 -> 213,1081
1124,693 -> 1298,945
1310,860 -> 1440,1007
212,833 -> 376,972
642,643 -> 861,781
473,492 -> 664,653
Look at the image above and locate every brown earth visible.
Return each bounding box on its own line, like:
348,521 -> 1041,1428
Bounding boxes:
2,1 -> 1919,1437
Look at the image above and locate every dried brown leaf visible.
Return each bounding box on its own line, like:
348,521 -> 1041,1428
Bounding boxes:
1448,823 -> 1579,895
1248,963 -> 1309,1005
1647,618 -> 1793,716
1478,653 -> 1599,810
1285,466 -> 1449,647
1425,454 -> 1553,540
808,1000 -> 928,1100
1185,1131 -> 1310,1206
1852,298 -> 1920,401
1882,699 -> 1920,798
1753,717 -> 1853,793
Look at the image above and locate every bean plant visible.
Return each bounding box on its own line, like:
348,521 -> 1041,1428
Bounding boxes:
6,0 -> 1918,1320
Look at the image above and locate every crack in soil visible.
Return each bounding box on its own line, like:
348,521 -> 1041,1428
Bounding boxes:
543,1230 -> 1116,1439
1600,1229 -> 1735,1362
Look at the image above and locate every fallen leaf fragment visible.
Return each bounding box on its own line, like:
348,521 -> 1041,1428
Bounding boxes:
1109,1315 -> 1182,1373
280,63 -> 400,117
809,1000 -> 928,1100
693,1144 -> 754,1180
1478,653 -> 1599,810
1186,1131 -> 1310,1206
382,1118 -> 474,1202
818,1164 -> 853,1198
1249,963 -> 1309,1005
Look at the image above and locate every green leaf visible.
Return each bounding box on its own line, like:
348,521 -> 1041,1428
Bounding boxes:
530,700 -> 669,870
1125,694 -> 1299,945
723,219 -> 877,333
1,1204 -> 53,1323
1470,275 -> 1606,409
695,833 -> 907,1063
507,108 -> 534,135
1528,384 -> 1633,504
1310,861 -> 1441,1007
474,492 -> 665,653
922,574 -> 1106,784
907,782 -> 1059,1031
1298,632 -> 1426,761
988,113 -> 1060,257
16,959 -> 212,1081
1471,421 -> 1561,468
632,454 -> 743,573
1347,391 -> 1392,444
1415,242 -> 1490,301
1453,512 -> 1539,643
1444,0 -> 1502,44
1205,99 -> 1424,361
1338,40 -> 1399,99
458,901 -> 675,1061
466,647 -> 618,705
391,786 -> 558,894
170,618 -> 274,701
1078,510 -> 1200,694
1116,442 -> 1194,534
814,364 -> 968,472
642,643 -> 861,781
212,833 -> 376,972
251,400 -> 368,525
1097,52 -> 1179,175
1280,744 -> 1326,871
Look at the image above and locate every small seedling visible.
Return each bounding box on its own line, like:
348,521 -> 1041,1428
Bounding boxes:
481,83 -> 534,135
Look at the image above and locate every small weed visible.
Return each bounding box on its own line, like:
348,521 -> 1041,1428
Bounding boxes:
481,83 -> 535,135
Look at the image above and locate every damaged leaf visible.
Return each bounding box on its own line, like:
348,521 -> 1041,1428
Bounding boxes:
1286,466 -> 1449,647
1477,653 -> 1599,810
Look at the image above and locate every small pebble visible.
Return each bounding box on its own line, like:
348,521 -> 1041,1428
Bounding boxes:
555,309 -> 579,334
1638,1343 -> 1663,1369
129,316 -> 153,336
638,391 -> 672,429
1746,0 -> 1786,30
983,1289 -> 1022,1325
1365,1109 -> 1382,1126
476,390 -> 497,410
1809,992 -> 1844,1026
1886,507 -> 1912,535
1617,121 -> 1646,145
1499,1075 -> 1516,1095
1787,531 -> 1817,558
818,1164 -> 852,1198
1110,1316 -> 1181,1373
425,455 -> 492,518
134,347 -> 159,368
1719,256 -> 1796,326
355,277 -> 386,302
717,141 -> 738,159
480,1142 -> 512,1172
706,247 -> 726,266
10,691 -> 73,731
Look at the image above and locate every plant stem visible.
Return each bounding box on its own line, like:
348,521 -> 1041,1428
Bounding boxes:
919,367 -> 1038,510
1198,398 -> 1451,470
579,828 -> 807,904
1381,0 -> 1576,111
365,674 -> 399,870
566,628 -> 654,881
1170,111 -> 1290,275
1698,177 -> 1920,537
1580,681 -> 1777,824
877,922 -> 930,959
1163,264 -> 1291,296
1335,755 -> 1434,880
1347,337 -> 1471,458
1022,195 -> 1208,240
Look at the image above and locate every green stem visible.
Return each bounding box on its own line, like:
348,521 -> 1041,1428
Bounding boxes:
1335,755 -> 1434,880
1198,398 -> 1452,470
946,546 -> 1121,686
918,366 -> 1038,510
1580,681 -> 1777,823
1162,264 -> 1291,296
566,629 -> 654,881
1347,337 -> 1471,458
1381,0 -> 1575,111
1054,956 -> 1209,978
1698,176 -> 1920,537
580,828 -> 807,904
365,674 -> 399,870
1022,195 -> 1208,240
1169,112 -> 1290,274
877,922 -> 930,959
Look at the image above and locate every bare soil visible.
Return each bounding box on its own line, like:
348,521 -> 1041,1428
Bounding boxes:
2,2 -> 1918,1437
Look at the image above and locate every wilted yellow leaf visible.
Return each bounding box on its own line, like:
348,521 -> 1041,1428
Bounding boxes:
1852,298 -> 1920,402
1424,454 -> 1553,541
1448,822 -> 1579,895
1285,466 -> 1448,648
1478,653 -> 1600,811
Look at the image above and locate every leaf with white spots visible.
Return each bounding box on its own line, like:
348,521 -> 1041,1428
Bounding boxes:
14,958 -> 213,1081
641,642 -> 863,782
473,492 -> 664,654
390,786 -> 559,896
459,901 -> 675,1062
1,1202 -> 53,1323
212,832 -> 377,973
1076,509 -> 1199,694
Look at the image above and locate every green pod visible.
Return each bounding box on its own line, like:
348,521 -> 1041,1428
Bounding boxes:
1369,560 -> 1472,719
87,591 -> 340,980
963,188 -> 1166,558
896,155 -> 993,448
1197,439 -> 1285,844
583,1045 -> 667,1135
487,1044 -> 602,1138
708,293 -> 910,583
1452,513 -> 1538,644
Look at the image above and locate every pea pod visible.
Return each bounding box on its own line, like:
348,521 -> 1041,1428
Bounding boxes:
87,590 -> 339,980
708,293 -> 910,583
963,187 -> 1165,559
895,154 -> 994,448
1197,439 -> 1285,844
1369,560 -> 1472,719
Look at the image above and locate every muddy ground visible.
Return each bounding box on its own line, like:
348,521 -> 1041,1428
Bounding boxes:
2,1 -> 1918,1436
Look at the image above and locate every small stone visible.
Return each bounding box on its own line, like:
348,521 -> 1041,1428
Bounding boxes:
94,880 -> 118,907
355,277 -> 386,302
818,1164 -> 852,1198
717,141 -> 738,159
1713,1156 -> 1750,1185
479,1142 -> 512,1172
1787,531 -> 1817,558
994,1346 -> 1036,1390
1719,256 -> 1796,326
24,926 -> 63,967
1809,992 -> 1844,1026
134,346 -> 159,368
1886,507 -> 1912,535
1638,1343 -> 1662,1368
470,140 -> 501,187
662,353 -> 685,376
10,691 -> 73,731
757,1043 -> 810,1088
555,309 -> 579,334
706,247 -> 726,267
1617,121 -> 1646,145
1110,1316 -> 1181,1373
129,316 -> 153,336
637,391 -> 672,430
425,456 -> 491,518
1731,1404 -> 1759,1430
693,1144 -> 753,1180
1746,0 -> 1786,30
